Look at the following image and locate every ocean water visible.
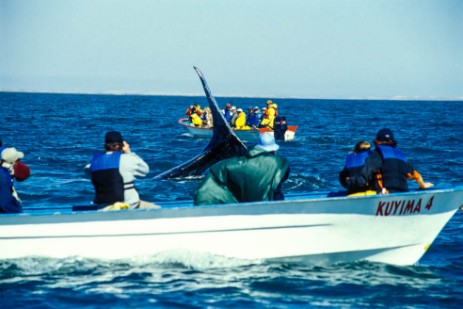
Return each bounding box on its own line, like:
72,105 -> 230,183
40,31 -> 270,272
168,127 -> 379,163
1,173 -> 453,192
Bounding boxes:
1,92 -> 463,308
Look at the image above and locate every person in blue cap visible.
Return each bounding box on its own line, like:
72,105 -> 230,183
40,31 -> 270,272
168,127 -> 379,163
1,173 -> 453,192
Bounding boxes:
246,106 -> 261,128
345,128 -> 433,194
194,132 -> 290,205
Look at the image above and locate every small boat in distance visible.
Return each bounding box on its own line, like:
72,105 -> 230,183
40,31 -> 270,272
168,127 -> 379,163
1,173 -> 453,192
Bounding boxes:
178,117 -> 298,142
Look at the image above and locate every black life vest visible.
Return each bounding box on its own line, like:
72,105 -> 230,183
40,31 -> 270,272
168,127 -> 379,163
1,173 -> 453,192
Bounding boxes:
376,145 -> 409,192
341,150 -> 372,193
90,152 -> 124,205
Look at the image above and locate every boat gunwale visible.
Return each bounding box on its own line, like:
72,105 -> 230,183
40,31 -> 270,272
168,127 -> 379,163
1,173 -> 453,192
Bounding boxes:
1,186 -> 462,225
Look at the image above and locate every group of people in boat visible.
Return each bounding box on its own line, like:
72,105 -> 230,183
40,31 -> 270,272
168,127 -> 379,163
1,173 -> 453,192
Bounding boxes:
0,132 -> 159,214
0,127 -> 433,214
185,104 -> 213,128
339,128 -> 433,195
186,99 -> 280,130
195,127 -> 434,205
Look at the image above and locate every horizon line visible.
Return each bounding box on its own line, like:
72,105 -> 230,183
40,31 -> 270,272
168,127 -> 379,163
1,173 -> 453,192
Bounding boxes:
1,89 -> 462,102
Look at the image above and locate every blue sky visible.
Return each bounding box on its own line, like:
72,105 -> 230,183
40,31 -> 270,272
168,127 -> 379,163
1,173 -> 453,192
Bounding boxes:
1,0 -> 462,99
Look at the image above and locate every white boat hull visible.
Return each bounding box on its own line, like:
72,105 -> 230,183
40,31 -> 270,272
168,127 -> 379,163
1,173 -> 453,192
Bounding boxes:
1,187 -> 462,265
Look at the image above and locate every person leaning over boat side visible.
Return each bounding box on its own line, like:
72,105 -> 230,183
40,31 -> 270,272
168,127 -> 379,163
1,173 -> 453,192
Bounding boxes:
0,139 -> 31,183
233,108 -> 250,130
345,128 -> 433,193
339,140 -> 373,194
194,132 -> 290,205
86,131 -> 158,209
0,147 -> 31,213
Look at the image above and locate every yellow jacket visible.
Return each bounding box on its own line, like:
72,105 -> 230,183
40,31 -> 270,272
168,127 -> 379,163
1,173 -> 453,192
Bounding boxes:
234,112 -> 250,130
190,113 -> 203,126
260,106 -> 276,129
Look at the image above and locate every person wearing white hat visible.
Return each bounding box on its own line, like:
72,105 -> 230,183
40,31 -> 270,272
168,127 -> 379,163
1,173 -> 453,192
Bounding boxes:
0,147 -> 29,213
233,108 -> 250,130
229,106 -> 238,127
194,132 -> 290,205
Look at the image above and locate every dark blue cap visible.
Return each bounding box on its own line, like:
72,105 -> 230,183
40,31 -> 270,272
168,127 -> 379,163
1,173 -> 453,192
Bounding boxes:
105,131 -> 123,144
376,128 -> 395,142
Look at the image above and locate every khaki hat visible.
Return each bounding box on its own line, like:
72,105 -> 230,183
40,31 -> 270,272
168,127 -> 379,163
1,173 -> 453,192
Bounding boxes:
1,147 -> 24,164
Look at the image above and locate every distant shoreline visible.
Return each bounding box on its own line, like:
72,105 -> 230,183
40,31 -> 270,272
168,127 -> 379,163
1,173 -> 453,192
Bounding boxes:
1,90 -> 462,102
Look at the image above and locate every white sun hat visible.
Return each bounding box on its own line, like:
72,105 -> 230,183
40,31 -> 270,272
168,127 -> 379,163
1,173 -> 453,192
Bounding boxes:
257,132 -> 279,152
1,147 -> 24,164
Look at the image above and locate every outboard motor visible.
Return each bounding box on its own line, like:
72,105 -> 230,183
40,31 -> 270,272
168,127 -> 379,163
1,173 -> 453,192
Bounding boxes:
273,116 -> 288,141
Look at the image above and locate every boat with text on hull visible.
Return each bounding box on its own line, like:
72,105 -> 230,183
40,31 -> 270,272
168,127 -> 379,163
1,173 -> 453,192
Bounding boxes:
178,118 -> 298,142
1,187 -> 462,266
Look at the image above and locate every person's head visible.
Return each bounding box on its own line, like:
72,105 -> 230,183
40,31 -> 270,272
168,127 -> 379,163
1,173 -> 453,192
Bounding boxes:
266,100 -> 273,106
225,103 -> 231,110
1,147 -> 24,165
231,106 -> 237,113
1,148 -> 30,181
374,128 -> 397,146
257,132 -> 280,153
254,106 -> 260,113
353,140 -> 371,153
248,106 -> 254,113
237,108 -> 243,114
105,131 -> 124,151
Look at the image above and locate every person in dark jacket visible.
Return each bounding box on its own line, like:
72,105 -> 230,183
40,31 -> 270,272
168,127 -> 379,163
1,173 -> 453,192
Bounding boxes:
345,128 -> 433,193
194,132 -> 290,205
246,106 -> 261,128
339,140 -> 372,194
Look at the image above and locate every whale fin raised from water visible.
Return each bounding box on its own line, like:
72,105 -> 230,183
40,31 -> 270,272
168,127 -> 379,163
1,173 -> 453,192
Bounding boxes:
154,67 -> 248,180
